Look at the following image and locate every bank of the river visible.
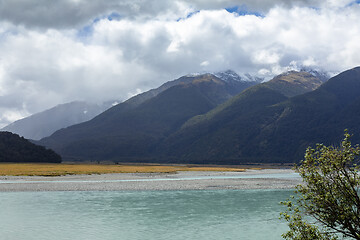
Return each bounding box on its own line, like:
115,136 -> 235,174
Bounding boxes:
0,169 -> 301,192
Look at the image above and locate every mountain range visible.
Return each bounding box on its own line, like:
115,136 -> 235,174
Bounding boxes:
158,67 -> 360,164
1,70 -> 257,141
37,68 -> 337,163
38,71 -> 259,161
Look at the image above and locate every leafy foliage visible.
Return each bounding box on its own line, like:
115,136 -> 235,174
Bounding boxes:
281,131 -> 360,239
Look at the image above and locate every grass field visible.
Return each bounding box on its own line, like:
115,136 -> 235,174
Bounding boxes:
0,163 -> 246,176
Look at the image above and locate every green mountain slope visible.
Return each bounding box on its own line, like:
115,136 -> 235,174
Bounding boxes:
0,132 -> 61,163
255,66 -> 360,161
182,71 -> 324,129
159,67 -> 360,164
125,71 -> 257,107
263,71 -> 324,97
40,74 -> 255,162
158,86 -> 289,163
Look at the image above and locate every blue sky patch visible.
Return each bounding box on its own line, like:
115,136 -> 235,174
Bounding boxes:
77,12 -> 121,41
346,0 -> 360,7
225,5 -> 263,17
107,12 -> 121,21
76,24 -> 93,42
176,10 -> 200,22
76,18 -> 99,40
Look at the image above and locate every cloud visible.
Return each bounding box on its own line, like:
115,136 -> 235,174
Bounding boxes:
1,1 -> 360,127
0,0 -> 349,29
0,0 -> 190,29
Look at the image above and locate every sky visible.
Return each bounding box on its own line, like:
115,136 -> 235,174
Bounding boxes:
1,0 -> 360,128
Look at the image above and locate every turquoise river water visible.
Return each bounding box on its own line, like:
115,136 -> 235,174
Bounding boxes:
0,189 -> 292,240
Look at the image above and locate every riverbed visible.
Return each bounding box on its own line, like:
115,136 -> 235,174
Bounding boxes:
0,169 -> 301,191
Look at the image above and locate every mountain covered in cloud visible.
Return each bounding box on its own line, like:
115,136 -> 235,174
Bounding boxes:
1,1 -> 359,131
1,101 -> 108,140
39,69 -> 331,163
214,70 -> 264,83
299,67 -> 330,83
39,71 -> 258,161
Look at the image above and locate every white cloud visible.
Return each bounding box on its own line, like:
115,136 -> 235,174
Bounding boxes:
200,61 -> 210,67
0,108 -> 29,125
127,88 -> 144,99
1,1 -> 360,127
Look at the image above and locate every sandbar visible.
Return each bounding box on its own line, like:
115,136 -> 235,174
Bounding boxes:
0,169 -> 302,192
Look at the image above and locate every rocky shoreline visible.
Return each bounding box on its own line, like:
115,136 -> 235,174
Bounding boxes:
0,169 -> 302,192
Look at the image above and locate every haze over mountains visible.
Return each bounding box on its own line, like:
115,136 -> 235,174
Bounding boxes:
34,67 -> 349,164
1,101 -> 111,140
1,70 -> 258,141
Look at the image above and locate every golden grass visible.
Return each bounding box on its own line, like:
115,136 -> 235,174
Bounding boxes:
0,163 -> 246,176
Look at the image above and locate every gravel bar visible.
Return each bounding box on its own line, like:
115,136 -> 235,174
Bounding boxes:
0,169 -> 302,192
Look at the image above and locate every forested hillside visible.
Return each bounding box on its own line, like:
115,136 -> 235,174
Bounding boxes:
159,67 -> 360,163
0,132 -> 61,163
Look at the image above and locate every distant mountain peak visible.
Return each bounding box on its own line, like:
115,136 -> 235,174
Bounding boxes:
265,70 -> 324,97
189,74 -> 224,85
295,67 -> 330,82
271,70 -> 316,82
214,70 -> 263,83
183,70 -> 263,83
1,101 -> 107,140
214,70 -> 241,81
185,72 -> 206,77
